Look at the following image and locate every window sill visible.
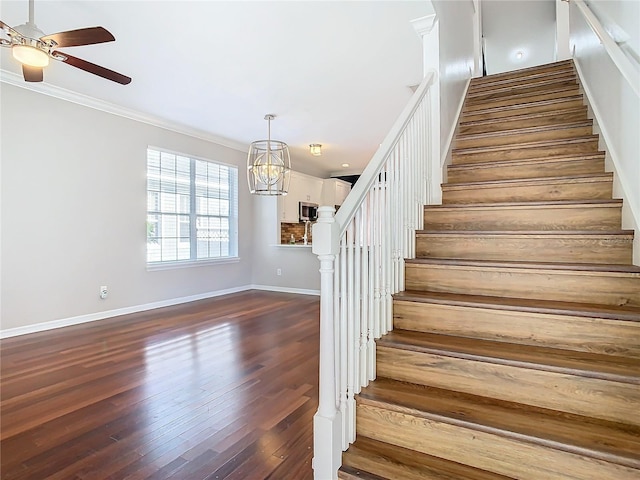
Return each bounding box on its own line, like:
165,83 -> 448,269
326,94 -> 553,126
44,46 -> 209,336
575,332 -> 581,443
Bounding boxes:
147,257 -> 240,271
272,244 -> 313,248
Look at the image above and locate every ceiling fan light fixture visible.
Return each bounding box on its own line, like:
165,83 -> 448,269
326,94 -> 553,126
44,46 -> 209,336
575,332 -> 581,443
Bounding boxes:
12,44 -> 49,67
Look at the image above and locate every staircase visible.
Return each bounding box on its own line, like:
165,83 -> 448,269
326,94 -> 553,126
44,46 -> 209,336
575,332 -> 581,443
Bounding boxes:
338,60 -> 640,480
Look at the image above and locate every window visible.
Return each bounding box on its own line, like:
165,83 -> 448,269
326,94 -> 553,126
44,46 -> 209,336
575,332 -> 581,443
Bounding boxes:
146,148 -> 238,265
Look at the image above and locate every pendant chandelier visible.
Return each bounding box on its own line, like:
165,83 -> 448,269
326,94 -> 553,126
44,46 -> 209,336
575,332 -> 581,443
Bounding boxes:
247,114 -> 291,195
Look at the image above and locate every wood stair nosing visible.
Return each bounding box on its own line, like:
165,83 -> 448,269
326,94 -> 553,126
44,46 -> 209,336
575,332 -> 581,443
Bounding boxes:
462,86 -> 582,113
448,152 -> 605,174
465,81 -> 580,107
341,437 -> 514,480
392,291 -> 640,357
357,378 -> 640,472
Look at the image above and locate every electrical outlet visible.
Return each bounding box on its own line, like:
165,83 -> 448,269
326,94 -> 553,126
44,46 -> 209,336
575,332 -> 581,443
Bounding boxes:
99,285 -> 108,299
276,268 -> 282,276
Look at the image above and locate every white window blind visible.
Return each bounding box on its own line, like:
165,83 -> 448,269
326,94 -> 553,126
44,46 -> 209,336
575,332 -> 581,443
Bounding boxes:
147,148 -> 238,264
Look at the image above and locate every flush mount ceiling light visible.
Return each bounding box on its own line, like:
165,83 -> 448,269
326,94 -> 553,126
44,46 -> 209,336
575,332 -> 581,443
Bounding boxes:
247,114 -> 291,196
309,144 -> 322,156
515,51 -> 524,59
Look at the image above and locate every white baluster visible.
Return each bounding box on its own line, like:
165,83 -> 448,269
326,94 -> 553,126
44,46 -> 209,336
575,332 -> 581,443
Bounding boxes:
339,233 -> 348,450
354,210 -> 363,393
346,221 -> 356,444
366,193 -> 376,381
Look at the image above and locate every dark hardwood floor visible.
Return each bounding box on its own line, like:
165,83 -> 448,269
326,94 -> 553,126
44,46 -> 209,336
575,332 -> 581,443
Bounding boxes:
0,290 -> 320,480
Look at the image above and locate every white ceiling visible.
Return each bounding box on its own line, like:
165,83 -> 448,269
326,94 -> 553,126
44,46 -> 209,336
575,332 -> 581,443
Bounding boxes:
0,0 -> 429,178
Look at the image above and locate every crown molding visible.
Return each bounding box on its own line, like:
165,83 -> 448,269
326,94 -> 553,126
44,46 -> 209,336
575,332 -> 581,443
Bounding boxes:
0,69 -> 249,152
411,13 -> 438,37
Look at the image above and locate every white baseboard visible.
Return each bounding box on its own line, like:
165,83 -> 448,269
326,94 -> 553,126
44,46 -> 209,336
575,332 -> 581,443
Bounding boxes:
250,284 -> 321,296
0,284 -> 320,339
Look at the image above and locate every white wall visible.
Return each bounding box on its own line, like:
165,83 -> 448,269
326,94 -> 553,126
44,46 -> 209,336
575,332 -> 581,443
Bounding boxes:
432,0 -> 475,162
0,84 -> 254,332
569,0 -> 640,265
251,195 -> 320,293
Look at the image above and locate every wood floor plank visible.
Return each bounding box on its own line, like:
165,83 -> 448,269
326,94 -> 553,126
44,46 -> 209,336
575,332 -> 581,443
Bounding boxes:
0,290 -> 319,480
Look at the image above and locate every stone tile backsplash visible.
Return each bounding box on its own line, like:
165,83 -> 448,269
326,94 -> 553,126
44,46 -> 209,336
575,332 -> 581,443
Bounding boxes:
281,222 -> 313,244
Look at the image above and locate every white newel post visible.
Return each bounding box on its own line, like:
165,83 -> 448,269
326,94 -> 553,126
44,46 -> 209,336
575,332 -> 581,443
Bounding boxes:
312,206 -> 342,480
412,10 -> 441,205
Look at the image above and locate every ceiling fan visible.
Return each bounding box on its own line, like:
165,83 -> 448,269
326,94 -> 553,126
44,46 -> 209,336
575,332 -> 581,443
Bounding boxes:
0,0 -> 131,84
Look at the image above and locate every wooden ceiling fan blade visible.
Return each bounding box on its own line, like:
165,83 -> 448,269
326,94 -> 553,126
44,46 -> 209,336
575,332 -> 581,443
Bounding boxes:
23,64 -> 43,82
41,26 -> 114,48
58,52 -> 131,85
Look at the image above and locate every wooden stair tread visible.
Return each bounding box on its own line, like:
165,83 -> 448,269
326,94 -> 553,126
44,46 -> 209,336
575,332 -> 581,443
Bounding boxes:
416,230 -> 634,236
405,257 -> 640,274
358,378 -> 640,469
448,152 -> 605,171
442,172 -> 613,189
379,330 -> 640,383
394,290 -> 640,322
341,437 -> 514,480
455,120 -> 592,142
452,135 -> 598,155
424,199 -> 622,210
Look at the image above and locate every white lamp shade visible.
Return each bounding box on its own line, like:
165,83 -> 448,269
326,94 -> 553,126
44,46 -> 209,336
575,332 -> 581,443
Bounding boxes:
12,45 -> 49,67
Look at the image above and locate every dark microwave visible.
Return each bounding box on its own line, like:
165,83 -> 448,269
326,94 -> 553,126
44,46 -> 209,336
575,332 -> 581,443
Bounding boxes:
299,202 -> 318,222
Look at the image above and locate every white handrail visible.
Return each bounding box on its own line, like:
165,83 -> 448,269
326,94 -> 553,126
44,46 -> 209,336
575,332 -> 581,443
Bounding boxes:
335,71 -> 436,235
312,70 -> 436,479
573,0 -> 640,98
